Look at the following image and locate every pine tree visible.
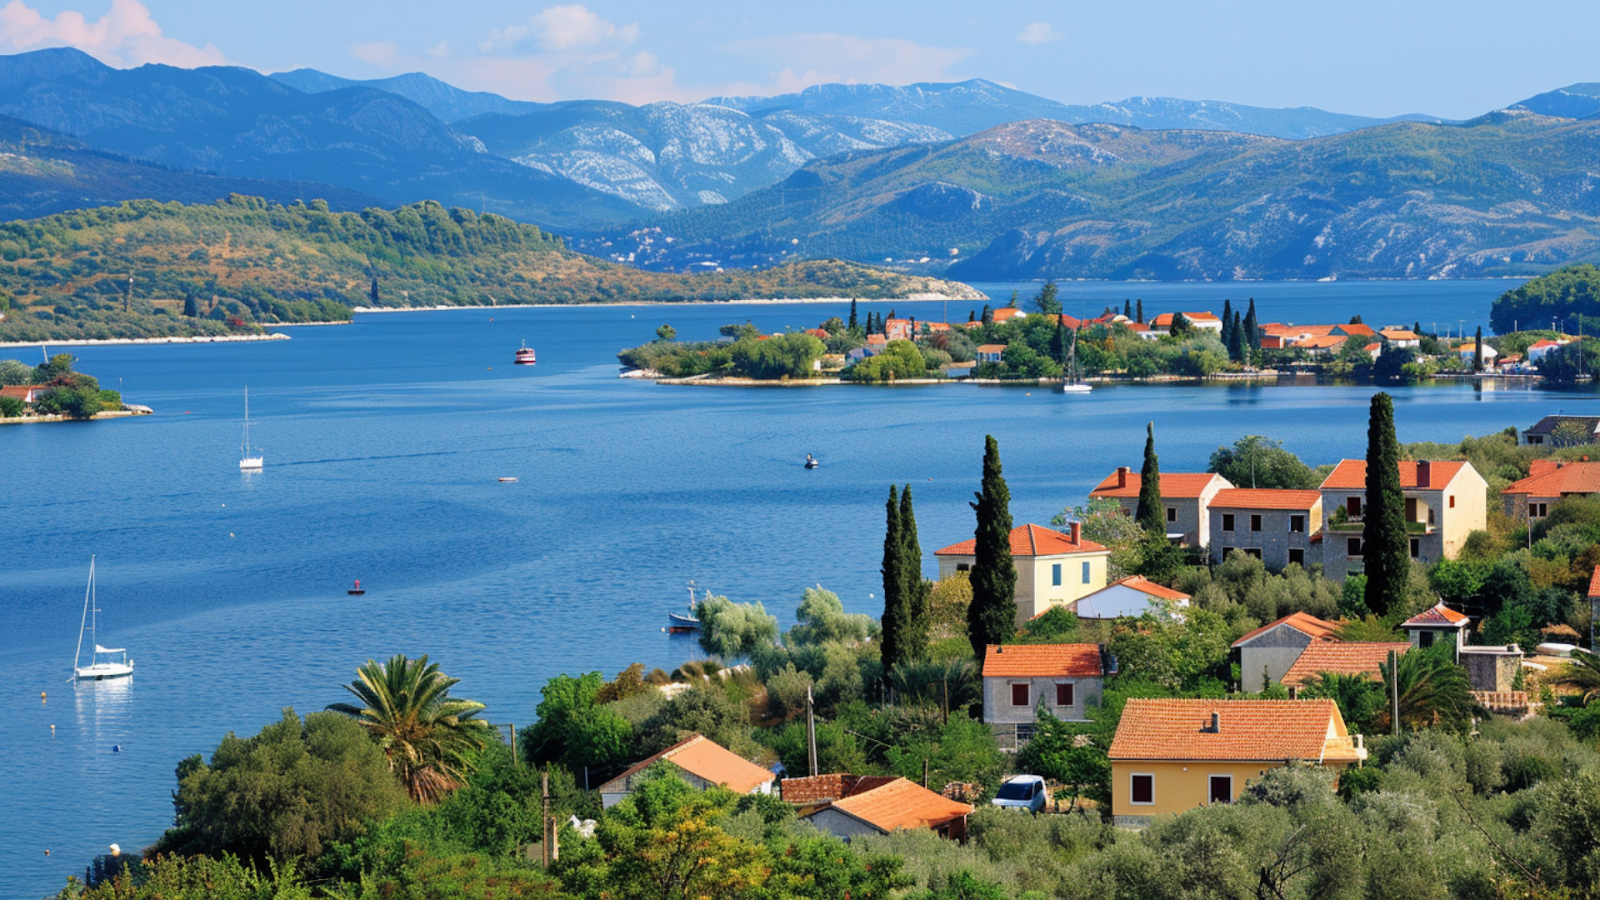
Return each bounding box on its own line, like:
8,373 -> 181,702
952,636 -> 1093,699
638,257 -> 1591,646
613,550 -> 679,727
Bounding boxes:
982,304 -> 994,325
1349,314 -> 1364,325
1007,291 -> 1018,309
1221,298 -> 1234,348
1136,299 -> 1144,323
1135,422 -> 1164,535
880,484 -> 904,676
1474,326 -> 1484,372
899,485 -> 930,664
1244,299 -> 1260,350
848,298 -> 859,331
968,436 -> 1017,655
1362,392 -> 1407,617
1033,281 -> 1061,315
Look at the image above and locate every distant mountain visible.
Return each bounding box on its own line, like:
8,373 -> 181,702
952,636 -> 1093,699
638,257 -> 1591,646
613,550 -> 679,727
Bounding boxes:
0,114 -> 385,221
0,48 -> 640,229
598,111 -> 1600,281
1509,83 -> 1600,119
270,68 -> 543,122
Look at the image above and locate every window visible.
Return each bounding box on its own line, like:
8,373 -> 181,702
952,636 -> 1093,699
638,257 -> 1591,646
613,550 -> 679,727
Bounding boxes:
1347,537 -> 1362,558
1531,502 -> 1549,518
1166,507 -> 1177,523
1052,563 -> 1061,586
1288,548 -> 1305,566
1348,496 -> 1362,517
1410,538 -> 1420,558
956,563 -> 970,572
1250,514 -> 1262,532
1082,562 -> 1091,584
1222,514 -> 1235,532
1130,774 -> 1154,805
1055,683 -> 1074,706
1015,723 -> 1036,744
1011,683 -> 1029,706
1449,495 -> 1456,509
1290,515 -> 1305,534
1419,631 -> 1434,648
1208,775 -> 1233,805
1244,548 -> 1263,560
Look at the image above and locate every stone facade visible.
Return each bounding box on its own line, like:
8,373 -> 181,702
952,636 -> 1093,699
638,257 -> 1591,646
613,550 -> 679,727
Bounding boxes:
1207,493 -> 1323,572
1319,460 -> 1487,582
1460,646 -> 1523,693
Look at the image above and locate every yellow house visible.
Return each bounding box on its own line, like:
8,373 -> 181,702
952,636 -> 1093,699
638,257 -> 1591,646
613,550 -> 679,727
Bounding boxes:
1108,699 -> 1367,827
935,523 -> 1109,628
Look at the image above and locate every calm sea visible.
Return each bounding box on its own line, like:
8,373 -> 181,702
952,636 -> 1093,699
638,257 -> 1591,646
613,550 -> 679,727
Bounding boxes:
1,280 -> 1590,895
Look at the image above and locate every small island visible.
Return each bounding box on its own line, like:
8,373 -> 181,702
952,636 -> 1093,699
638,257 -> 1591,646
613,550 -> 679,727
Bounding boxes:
0,353 -> 147,422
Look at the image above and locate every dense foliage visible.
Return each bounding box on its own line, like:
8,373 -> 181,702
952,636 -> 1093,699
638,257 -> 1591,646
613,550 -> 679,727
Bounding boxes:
1490,262 -> 1600,335
0,353 -> 121,418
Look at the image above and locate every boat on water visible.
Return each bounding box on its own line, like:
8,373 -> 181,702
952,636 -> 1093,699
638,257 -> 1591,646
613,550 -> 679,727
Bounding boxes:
498,477 -> 519,483
514,341 -> 537,365
1062,334 -> 1093,394
668,583 -> 702,631
72,557 -> 133,681
805,453 -> 819,469
239,388 -> 263,470
348,579 -> 366,596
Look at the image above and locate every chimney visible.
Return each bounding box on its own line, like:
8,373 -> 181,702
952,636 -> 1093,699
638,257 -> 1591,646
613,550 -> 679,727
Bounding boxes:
1416,460 -> 1431,488
1209,712 -> 1221,733
1116,466 -> 1129,488
1070,522 -> 1082,544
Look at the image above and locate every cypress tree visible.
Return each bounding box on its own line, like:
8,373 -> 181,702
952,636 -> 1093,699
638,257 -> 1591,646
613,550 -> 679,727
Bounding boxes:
848,298 -> 859,331
1474,326 -> 1484,372
1362,392 -> 1407,617
1227,313 -> 1245,362
1124,299 -> 1132,319
1050,319 -> 1069,364
369,276 -> 379,305
900,485 -> 930,664
880,485 -> 904,676
968,309 -> 977,323
1413,321 -> 1422,337
183,294 -> 198,317
1135,422 -> 1164,535
968,436 -> 1017,656
1244,299 -> 1260,350
1136,298 -> 1144,323
981,304 -> 994,325
1221,298 -> 1234,347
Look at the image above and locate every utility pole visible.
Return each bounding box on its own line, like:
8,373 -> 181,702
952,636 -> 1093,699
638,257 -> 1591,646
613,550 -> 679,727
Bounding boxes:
541,768 -> 558,865
1389,649 -> 1400,736
124,273 -> 132,313
805,684 -> 819,776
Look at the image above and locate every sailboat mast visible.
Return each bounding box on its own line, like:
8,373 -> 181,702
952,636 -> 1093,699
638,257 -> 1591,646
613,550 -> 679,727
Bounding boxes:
72,556 -> 93,673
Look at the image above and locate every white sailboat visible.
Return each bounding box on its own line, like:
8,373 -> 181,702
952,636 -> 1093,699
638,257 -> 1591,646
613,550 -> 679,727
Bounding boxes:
1062,333 -> 1093,394
240,387 -> 263,471
72,557 -> 133,681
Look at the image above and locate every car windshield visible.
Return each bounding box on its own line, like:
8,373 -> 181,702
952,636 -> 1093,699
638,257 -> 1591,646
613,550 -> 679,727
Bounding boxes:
995,782 -> 1035,801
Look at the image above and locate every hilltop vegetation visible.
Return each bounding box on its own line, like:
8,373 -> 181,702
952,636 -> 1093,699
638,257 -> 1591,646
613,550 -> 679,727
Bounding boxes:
1490,263 -> 1600,335
0,196 -> 977,342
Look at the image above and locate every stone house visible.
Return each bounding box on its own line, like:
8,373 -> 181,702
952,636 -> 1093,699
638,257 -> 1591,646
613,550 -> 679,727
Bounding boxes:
597,734 -> 774,809
1500,459 -> 1600,521
1400,602 -> 1471,655
1231,612 -> 1338,692
935,523 -> 1109,626
784,775 -> 972,841
1521,414 -> 1600,446
980,643 -> 1108,747
1318,459 -> 1487,583
1089,468 -> 1233,547
1206,488 -> 1324,571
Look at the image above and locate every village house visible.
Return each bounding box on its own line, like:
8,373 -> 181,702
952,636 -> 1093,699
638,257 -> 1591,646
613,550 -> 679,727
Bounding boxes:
1295,334 -> 1350,357
784,775 -> 974,841
990,307 -> 1027,324
1401,602 -> 1470,655
936,524 -> 1109,625
1457,341 -> 1498,364
980,643 -> 1108,747
1206,488 -> 1324,572
1527,339 -> 1571,363
0,384 -> 48,404
1501,459 -> 1600,520
597,734 -> 774,809
1318,459 -> 1487,583
1107,699 -> 1366,827
974,344 -> 1007,364
1149,311 -> 1223,334
885,318 -> 913,341
1068,575 -> 1190,620
1089,467 -> 1233,547
1378,329 -> 1422,349
1231,612 -> 1338,692
1520,414 -> 1600,446
1280,641 -> 1411,696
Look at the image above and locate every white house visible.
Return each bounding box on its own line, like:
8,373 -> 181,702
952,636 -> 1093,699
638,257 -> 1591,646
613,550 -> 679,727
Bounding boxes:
936,524 -> 1109,627
1068,575 -> 1190,620
597,734 -> 774,809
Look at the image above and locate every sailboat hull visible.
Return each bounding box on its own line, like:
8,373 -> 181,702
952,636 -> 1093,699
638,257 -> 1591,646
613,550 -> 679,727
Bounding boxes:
75,663 -> 133,680
240,457 -> 263,471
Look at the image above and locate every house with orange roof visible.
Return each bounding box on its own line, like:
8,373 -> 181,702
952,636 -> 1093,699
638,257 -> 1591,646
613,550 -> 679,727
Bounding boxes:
1378,329 -> 1422,348
0,384 -> 48,404
1319,459 -> 1486,582
789,775 -> 974,840
936,523 -> 1109,625
1295,334 -> 1351,356
1527,339 -> 1571,364
1500,459 -> 1600,521
1457,341 -> 1498,363
1149,311 -> 1223,334
1230,612 -> 1338,692
1089,467 -> 1233,547
1401,602 -> 1471,654
885,318 -> 913,341
981,643 -> 1108,743
598,734 -> 775,809
1067,575 -> 1190,620
991,307 -> 1027,324
974,343 -> 1007,364
1281,641 -> 1410,693
1108,699 -> 1366,826
1206,488 -> 1323,572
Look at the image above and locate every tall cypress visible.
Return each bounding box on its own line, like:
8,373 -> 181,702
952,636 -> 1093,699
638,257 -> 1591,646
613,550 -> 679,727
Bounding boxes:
1123,299 -> 1132,319
899,485 -> 930,664
848,298 -> 859,331
1135,422 -> 1164,535
1474,326 -> 1484,372
880,485 -> 904,676
1413,321 -> 1422,337
981,304 -> 994,325
968,436 -> 1017,656
1227,314 -> 1245,362
1363,393 -> 1407,617
1243,299 -> 1260,350
968,309 -> 977,323
183,294 -> 198,317
369,276 -> 379,305
1221,298 -> 1234,348
1136,298 -> 1144,324
1050,319 -> 1069,364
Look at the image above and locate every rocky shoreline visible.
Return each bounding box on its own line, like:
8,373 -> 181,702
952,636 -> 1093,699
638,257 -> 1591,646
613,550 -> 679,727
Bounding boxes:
0,334 -> 289,349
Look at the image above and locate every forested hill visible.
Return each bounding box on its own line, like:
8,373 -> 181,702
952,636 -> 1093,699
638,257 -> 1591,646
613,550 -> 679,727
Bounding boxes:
0,196 -> 979,342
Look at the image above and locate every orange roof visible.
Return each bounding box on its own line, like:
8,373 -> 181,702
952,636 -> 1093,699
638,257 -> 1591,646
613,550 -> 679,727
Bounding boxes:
1281,641 -> 1410,687
935,523 -> 1107,558
824,777 -> 974,833
1210,488 -> 1321,510
866,334 -> 887,344
599,734 -> 773,795
781,774 -> 899,805
1297,335 -> 1348,349
975,343 -> 1008,353
1402,602 -> 1468,628
1089,470 -> 1227,499
1108,575 -> 1190,602
0,385 -> 43,399
1590,566 -> 1600,599
1151,311 -> 1220,326
982,643 -> 1104,678
1231,611 -> 1338,648
1380,329 -> 1421,340
1340,323 -> 1378,337
1109,699 -> 1361,763
991,308 -> 1026,322
1501,460 -> 1600,498
1320,459 -> 1468,491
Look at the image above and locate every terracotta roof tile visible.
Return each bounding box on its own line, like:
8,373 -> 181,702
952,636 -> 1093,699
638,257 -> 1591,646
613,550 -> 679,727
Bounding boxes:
982,643 -> 1104,677
598,734 -> 773,796
1340,324 -> 1378,337
1380,330 -> 1422,340
1501,461 -> 1600,498
781,774 -> 899,805
1108,575 -> 1191,602
1089,470 -> 1228,499
1297,335 -> 1349,349
1210,488 -> 1322,510
991,308 -> 1026,322
1109,698 -> 1360,762
1401,602 -> 1469,627
935,523 -> 1107,558
824,777 -> 974,833
1320,459 -> 1468,491
1231,612 -> 1338,648
1590,567 -> 1600,599
975,343 -> 1008,353
1281,641 -> 1410,687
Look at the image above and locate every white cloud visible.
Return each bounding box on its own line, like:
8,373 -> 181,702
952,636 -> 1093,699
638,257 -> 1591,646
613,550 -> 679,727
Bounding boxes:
349,41 -> 398,67
718,32 -> 973,89
0,0 -> 226,67
1016,22 -> 1063,45
480,4 -> 637,53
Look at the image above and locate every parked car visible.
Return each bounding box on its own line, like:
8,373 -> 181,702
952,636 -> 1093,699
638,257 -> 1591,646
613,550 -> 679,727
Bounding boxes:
991,775 -> 1048,813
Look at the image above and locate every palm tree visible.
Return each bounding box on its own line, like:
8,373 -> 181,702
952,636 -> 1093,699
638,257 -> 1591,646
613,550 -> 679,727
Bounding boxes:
888,658 -> 980,711
1301,672 -> 1386,734
1377,647 -> 1479,732
1551,649 -> 1600,705
327,654 -> 491,803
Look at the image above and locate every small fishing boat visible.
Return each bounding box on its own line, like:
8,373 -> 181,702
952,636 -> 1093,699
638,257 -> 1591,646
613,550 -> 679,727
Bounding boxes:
514,341 -> 537,365
498,477 -> 519,483
72,557 -> 133,681
804,453 -> 819,469
668,583 -> 702,631
240,388 -> 264,470
348,580 -> 366,596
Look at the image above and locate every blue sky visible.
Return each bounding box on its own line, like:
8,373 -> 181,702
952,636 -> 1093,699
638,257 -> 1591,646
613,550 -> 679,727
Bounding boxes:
1,0 -> 1596,118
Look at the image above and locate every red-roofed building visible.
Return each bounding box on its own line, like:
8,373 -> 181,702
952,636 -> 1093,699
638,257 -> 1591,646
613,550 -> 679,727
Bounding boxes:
936,523 -> 1110,625
1401,602 -> 1471,654
0,384 -> 47,404
975,343 -> 1007,364
981,643 -> 1107,743
1089,467 -> 1233,547
598,734 -> 774,809
1207,488 -> 1323,572
885,318 -> 913,341
1379,329 -> 1422,348
1500,460 -> 1600,521
1068,575 -> 1191,620
1108,699 -> 1365,826
793,776 -> 974,840
1281,641 -> 1410,691
1231,612 -> 1339,692
990,307 -> 1027,323
1527,339 -> 1571,364
1150,311 -> 1223,334
1319,459 -> 1487,582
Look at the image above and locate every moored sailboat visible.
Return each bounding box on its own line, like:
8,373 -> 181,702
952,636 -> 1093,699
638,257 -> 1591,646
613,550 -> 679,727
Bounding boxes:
240,388 -> 263,470
72,557 -> 133,681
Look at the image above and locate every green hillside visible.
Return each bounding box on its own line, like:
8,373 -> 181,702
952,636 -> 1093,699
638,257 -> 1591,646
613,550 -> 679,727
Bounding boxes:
0,196 -> 978,342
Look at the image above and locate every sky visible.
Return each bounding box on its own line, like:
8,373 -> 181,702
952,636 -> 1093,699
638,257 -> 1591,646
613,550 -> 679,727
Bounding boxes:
1,0 -> 1597,118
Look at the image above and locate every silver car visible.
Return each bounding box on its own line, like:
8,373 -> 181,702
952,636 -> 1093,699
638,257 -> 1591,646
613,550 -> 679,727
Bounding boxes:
990,775 -> 1048,813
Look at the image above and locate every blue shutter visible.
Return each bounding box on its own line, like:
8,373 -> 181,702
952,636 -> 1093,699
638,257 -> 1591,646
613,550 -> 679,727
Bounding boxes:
1052,563 -> 1061,586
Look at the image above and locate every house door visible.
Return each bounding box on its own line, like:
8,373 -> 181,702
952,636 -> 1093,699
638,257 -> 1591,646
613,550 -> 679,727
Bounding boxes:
1405,498 -> 1417,522
1209,775 -> 1232,804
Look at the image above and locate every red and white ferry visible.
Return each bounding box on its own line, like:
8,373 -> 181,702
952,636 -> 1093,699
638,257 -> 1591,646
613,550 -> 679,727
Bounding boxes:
514,341 -> 537,365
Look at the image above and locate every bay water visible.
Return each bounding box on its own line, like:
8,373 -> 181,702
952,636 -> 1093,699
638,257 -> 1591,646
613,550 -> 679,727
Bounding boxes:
2,279 -> 1589,895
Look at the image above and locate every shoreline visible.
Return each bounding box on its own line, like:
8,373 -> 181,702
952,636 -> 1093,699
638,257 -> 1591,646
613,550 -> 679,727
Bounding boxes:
0,333 -> 289,349
350,293 -> 975,314
0,408 -> 151,425
637,370 -> 1551,388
